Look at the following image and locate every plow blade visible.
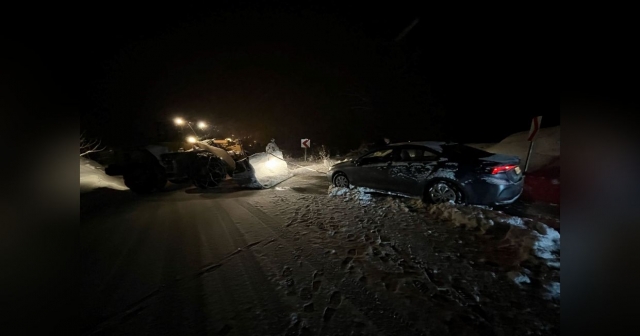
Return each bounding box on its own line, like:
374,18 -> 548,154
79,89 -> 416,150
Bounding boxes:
245,151 -> 292,188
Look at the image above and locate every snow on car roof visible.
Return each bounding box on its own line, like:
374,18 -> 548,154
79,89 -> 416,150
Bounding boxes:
388,141 -> 450,152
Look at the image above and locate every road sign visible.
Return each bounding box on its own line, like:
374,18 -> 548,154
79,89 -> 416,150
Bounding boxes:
527,116 -> 542,141
301,139 -> 310,148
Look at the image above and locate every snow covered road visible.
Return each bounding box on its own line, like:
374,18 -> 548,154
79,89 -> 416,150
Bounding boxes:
80,174 -> 559,335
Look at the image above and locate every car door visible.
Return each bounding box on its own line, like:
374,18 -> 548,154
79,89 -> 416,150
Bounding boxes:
388,146 -> 440,195
351,148 -> 394,190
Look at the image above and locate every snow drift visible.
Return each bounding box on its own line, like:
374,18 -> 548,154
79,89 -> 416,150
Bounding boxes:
427,202 -> 560,269
80,157 -> 127,193
327,187 -> 560,299
485,126 -> 560,173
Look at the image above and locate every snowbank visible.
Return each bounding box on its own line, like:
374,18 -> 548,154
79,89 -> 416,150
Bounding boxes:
423,201 -> 560,299
545,282 -> 561,300
485,126 -> 560,172
327,186 -> 373,206
325,186 -> 561,271
326,186 -> 560,298
467,143 -> 496,150
427,202 -> 560,270
80,157 -> 127,193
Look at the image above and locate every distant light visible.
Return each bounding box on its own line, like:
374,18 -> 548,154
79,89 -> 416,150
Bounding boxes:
197,121 -> 207,129
187,136 -> 197,143
174,117 -> 185,125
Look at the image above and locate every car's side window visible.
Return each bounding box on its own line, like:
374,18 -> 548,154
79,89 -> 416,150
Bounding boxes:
413,148 -> 439,162
395,147 -> 439,162
361,149 -> 393,164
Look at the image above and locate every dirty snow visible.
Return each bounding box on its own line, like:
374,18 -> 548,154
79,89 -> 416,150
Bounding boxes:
426,202 -> 560,268
544,282 -> 561,300
80,157 -> 128,193
328,189 -> 560,271
508,271 -> 531,285
327,186 -> 373,206
532,227 -> 561,267
245,181 -> 560,334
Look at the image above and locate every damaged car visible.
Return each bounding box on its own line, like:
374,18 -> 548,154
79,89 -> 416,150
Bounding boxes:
327,142 -> 524,205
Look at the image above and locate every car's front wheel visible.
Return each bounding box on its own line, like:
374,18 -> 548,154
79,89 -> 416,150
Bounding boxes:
333,173 -> 350,188
425,180 -> 463,204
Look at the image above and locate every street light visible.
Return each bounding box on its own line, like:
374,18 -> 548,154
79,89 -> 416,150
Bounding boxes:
197,121 -> 207,129
186,136 -> 197,143
174,117 -> 185,126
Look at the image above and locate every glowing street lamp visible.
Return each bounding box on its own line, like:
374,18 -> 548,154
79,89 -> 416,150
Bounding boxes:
174,117 -> 185,126
186,136 -> 197,143
197,121 -> 207,129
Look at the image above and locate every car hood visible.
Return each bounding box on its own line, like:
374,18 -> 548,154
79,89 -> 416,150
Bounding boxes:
330,160 -> 356,170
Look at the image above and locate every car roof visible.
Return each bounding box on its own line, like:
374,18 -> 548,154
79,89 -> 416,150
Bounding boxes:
387,141 -> 452,152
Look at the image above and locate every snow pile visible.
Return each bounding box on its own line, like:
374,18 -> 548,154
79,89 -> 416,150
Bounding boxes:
327,185 -> 373,206
532,227 -> 561,268
262,179 -> 559,327
467,143 -> 497,150
485,126 -> 560,172
427,202 -> 496,232
544,282 -> 561,300
508,271 -> 532,286
248,151 -> 292,188
427,202 -> 560,267
325,186 -> 560,270
426,202 -> 560,299
80,157 -> 127,193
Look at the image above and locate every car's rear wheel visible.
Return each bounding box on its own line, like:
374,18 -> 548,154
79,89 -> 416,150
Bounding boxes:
425,180 -> 463,204
333,173 -> 349,188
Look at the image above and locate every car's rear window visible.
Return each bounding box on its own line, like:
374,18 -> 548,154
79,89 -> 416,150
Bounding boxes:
441,144 -> 492,158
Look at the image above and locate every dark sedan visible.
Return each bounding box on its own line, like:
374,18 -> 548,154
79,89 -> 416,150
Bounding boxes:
327,142 -> 524,205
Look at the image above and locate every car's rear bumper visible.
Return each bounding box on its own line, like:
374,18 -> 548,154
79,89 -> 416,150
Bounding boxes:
493,187 -> 523,205
463,177 -> 524,206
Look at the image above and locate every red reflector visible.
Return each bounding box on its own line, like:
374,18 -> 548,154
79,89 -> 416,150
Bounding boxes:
491,164 -> 517,174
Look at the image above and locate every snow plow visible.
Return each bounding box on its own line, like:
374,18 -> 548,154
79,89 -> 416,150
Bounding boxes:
105,138 -> 291,193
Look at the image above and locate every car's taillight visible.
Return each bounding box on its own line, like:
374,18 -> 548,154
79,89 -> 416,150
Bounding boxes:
491,164 -> 517,174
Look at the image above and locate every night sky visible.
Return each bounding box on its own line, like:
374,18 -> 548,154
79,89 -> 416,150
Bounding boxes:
80,2 -> 557,152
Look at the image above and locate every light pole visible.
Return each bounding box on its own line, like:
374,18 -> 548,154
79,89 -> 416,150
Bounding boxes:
173,117 -> 210,140
186,122 -> 199,137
